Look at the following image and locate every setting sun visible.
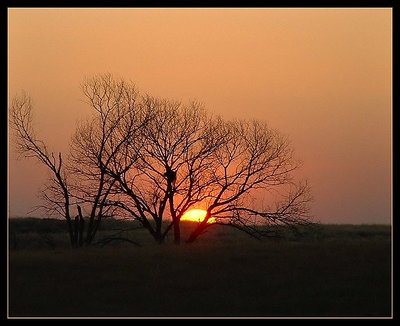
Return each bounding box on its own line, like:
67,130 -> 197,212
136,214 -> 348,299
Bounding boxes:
181,209 -> 215,223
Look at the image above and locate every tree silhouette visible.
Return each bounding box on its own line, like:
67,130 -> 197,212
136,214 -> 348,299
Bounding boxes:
10,93 -> 76,246
10,74 -> 313,246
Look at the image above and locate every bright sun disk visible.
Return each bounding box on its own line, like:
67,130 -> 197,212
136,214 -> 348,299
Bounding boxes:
181,209 -> 215,223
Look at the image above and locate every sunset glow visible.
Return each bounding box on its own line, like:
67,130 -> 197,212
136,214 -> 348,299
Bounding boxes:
8,9 -> 391,224
181,209 -> 215,223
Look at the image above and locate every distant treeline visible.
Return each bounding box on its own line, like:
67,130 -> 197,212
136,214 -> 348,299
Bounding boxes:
9,217 -> 391,251
9,218 -> 145,249
9,217 -> 138,234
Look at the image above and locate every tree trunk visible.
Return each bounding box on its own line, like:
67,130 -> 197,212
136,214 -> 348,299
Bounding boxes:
186,211 -> 211,243
73,215 -> 79,247
65,218 -> 75,247
77,205 -> 85,247
155,218 -> 163,243
173,219 -> 180,244
186,221 -> 207,243
139,219 -> 163,244
186,229 -> 200,243
87,218 -> 100,246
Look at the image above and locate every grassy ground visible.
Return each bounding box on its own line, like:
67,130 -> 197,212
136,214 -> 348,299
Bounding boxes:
8,219 -> 391,317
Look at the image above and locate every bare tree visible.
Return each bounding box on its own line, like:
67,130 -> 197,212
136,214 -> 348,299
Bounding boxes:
78,85 -> 222,244
9,93 -> 76,246
9,83 -> 138,247
78,78 -> 312,244
11,75 -> 313,246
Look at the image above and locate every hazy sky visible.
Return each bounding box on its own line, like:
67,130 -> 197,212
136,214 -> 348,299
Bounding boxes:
8,8 -> 392,224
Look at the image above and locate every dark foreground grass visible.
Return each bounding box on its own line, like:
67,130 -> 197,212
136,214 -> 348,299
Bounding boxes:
9,223 -> 391,317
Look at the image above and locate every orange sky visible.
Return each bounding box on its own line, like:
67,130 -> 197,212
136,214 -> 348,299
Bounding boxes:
8,8 -> 392,223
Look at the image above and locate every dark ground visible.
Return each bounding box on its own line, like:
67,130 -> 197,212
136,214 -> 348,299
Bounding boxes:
8,219 -> 391,317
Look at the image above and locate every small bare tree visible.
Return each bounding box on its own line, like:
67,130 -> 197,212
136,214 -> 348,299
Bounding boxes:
9,86 -> 132,247
10,93 -> 76,246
